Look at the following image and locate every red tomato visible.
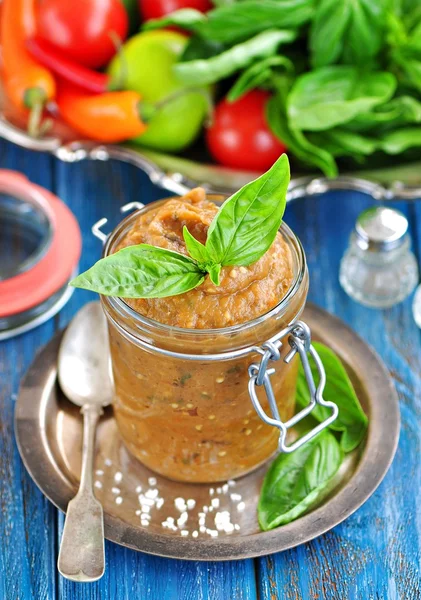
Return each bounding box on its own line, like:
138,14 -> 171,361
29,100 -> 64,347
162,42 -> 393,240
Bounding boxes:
206,90 -> 287,172
36,0 -> 128,69
139,0 -> 212,21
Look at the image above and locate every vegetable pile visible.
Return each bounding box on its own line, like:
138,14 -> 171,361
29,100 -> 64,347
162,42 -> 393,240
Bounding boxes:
2,0 -> 420,174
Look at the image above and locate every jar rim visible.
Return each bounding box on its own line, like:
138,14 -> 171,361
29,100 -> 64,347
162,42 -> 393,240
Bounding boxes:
102,197 -> 307,338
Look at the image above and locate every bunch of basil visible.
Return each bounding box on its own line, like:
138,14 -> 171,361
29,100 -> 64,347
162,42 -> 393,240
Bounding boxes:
144,0 -> 421,177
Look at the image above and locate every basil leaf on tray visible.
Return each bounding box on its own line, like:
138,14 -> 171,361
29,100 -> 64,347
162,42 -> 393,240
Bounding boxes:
206,153 -> 289,266
258,430 -> 343,530
296,342 -> 368,453
287,67 -> 397,131
174,29 -> 296,86
70,245 -> 205,298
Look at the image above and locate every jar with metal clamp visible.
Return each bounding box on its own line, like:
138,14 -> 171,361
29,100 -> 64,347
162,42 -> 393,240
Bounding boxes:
96,197 -> 338,483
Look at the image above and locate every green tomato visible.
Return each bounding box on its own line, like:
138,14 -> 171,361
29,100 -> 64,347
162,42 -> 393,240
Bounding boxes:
108,30 -> 208,152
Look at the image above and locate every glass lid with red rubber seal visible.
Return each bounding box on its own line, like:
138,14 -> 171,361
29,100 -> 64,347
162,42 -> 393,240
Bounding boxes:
0,170 -> 81,339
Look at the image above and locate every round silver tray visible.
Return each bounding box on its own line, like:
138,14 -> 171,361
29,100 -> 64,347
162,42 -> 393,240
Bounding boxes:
1,115 -> 421,200
15,303 -> 399,561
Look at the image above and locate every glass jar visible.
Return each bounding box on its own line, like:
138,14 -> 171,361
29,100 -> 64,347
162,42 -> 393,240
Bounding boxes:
101,197 -> 309,483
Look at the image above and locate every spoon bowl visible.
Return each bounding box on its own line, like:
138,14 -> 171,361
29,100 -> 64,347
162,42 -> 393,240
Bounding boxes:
58,301 -> 113,408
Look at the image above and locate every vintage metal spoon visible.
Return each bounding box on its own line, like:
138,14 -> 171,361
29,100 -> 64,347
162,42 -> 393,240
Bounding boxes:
57,301 -> 113,582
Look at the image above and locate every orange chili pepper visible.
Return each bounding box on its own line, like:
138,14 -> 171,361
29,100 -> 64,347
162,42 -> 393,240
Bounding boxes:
1,0 -> 55,133
56,82 -> 147,143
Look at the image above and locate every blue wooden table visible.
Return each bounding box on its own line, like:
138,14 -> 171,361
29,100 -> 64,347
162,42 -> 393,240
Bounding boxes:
1,138 -> 420,600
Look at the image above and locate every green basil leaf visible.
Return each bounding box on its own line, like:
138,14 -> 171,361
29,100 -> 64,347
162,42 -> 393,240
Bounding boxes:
346,95 -> 421,131
144,1 -> 313,45
310,0 -> 388,68
205,153 -> 289,266
379,127 -> 421,153
208,263 -> 222,286
258,431 -> 343,530
174,29 -> 296,86
310,0 -> 352,67
180,36 -> 226,62
142,8 -> 206,33
227,56 -> 293,103
70,244 -> 205,299
197,0 -> 314,44
287,67 -> 397,131
183,226 -> 211,266
266,91 -> 338,177
308,129 -> 377,158
296,342 -> 368,453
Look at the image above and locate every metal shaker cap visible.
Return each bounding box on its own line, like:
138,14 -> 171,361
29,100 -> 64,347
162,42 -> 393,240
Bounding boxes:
355,206 -> 409,251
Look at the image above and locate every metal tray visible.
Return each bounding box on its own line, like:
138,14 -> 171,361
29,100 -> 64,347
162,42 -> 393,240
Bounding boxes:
15,303 -> 399,561
1,114 -> 421,199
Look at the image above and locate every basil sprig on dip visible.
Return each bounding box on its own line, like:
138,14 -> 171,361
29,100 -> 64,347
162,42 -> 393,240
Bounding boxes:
70,154 -> 290,297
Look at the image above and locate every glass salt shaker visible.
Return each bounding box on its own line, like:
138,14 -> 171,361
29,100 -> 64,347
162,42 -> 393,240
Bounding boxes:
339,206 -> 418,308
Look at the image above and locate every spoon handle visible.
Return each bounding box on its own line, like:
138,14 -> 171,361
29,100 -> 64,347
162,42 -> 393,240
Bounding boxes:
58,404 -> 105,582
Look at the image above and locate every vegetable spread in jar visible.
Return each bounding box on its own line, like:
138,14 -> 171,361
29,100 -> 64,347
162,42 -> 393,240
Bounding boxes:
102,188 -> 308,482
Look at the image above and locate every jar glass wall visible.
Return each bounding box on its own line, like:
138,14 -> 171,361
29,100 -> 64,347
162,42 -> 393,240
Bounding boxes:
101,197 -> 309,483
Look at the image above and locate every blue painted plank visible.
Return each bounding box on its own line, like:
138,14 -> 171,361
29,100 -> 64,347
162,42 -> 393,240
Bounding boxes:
258,191 -> 421,599
0,141 -> 57,600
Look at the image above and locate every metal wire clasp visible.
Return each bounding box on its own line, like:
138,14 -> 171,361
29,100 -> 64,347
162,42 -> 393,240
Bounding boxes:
92,202 -> 145,243
248,320 -> 339,453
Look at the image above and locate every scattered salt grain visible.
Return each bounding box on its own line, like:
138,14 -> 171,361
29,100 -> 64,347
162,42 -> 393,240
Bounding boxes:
192,531 -> 199,538
209,488 -> 214,496
95,469 -> 104,476
187,499 -> 196,510
237,502 -> 245,512
141,505 -> 150,514
211,498 -> 220,508
230,493 -> 242,502
115,496 -> 123,505
175,497 -> 187,512
136,485 -> 142,493
181,530 -> 189,537
227,480 -> 236,487
222,484 -> 229,494
145,488 -> 159,499
156,498 -> 164,509
234,524 -> 240,531
111,487 -> 120,494
114,471 -> 123,483
216,487 -> 222,494
148,477 -> 157,486
104,458 -> 112,466
141,520 -> 150,527
94,481 -> 102,489
177,512 -> 188,527
199,526 -> 206,533
135,510 -> 141,516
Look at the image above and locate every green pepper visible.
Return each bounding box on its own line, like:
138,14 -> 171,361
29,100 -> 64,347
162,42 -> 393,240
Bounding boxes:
108,30 -> 209,152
